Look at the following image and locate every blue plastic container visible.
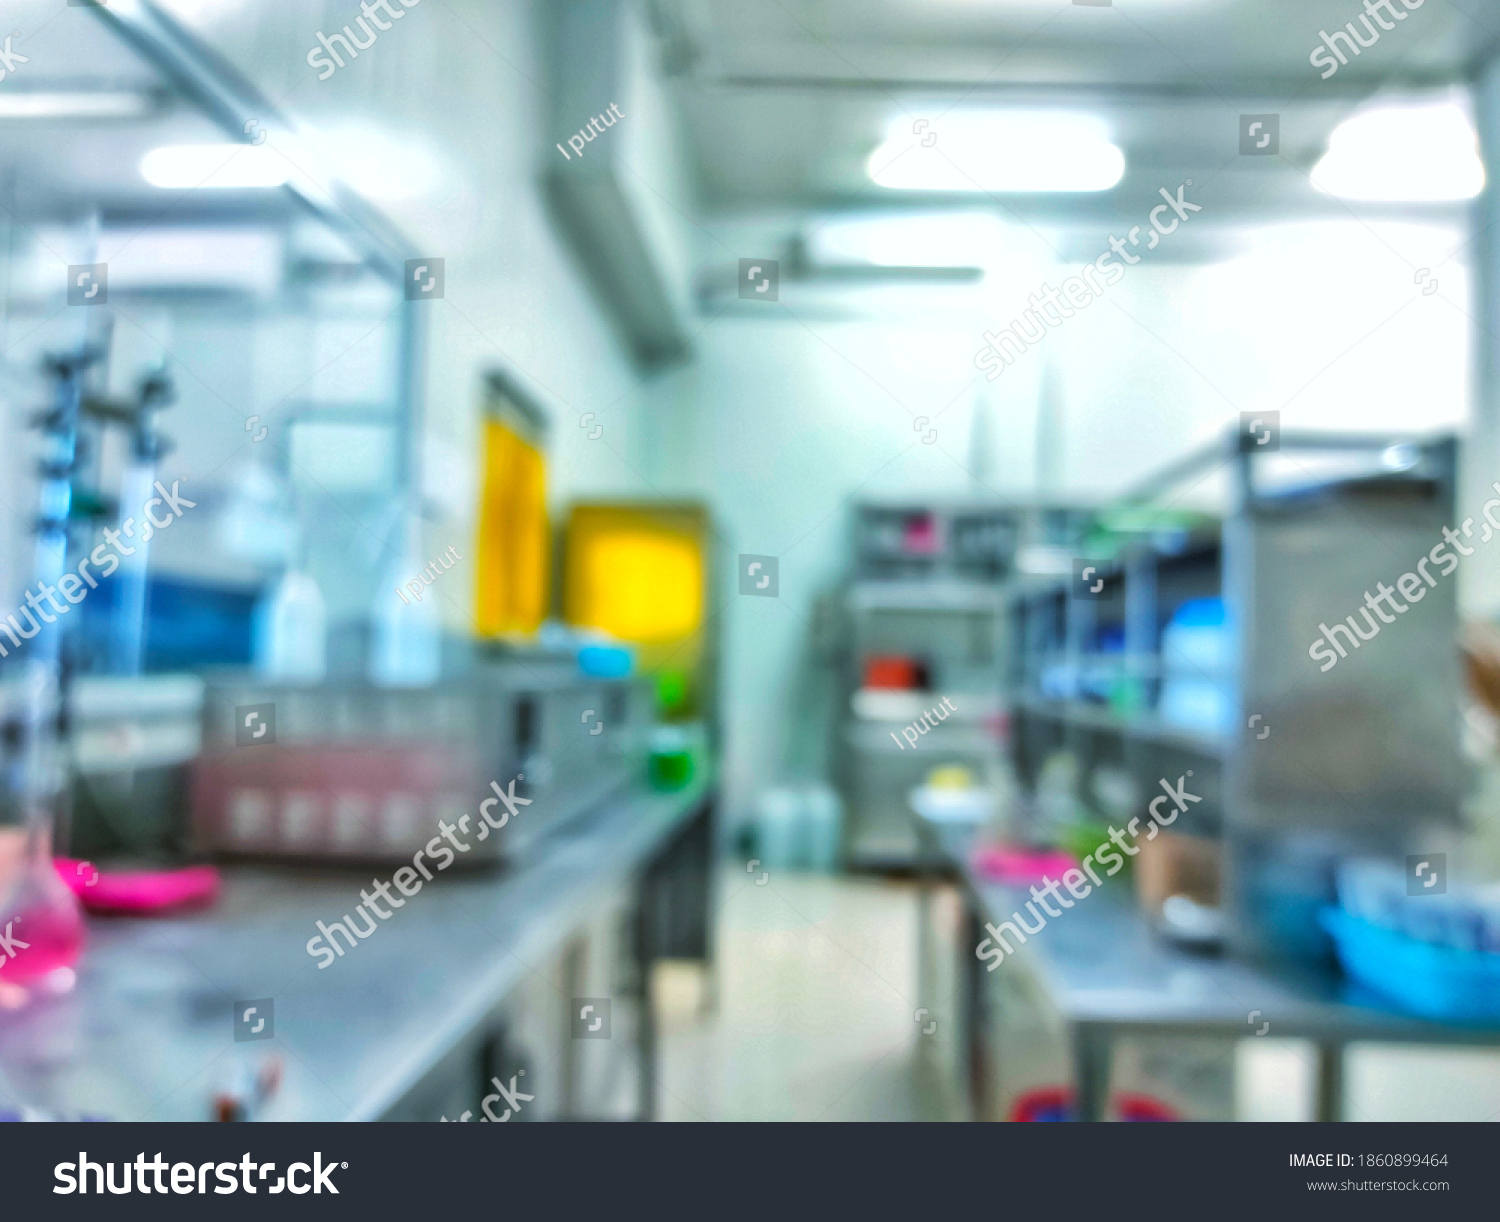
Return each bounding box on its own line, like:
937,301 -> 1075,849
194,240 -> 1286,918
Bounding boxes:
1321,908 -> 1500,1022
577,643 -> 633,679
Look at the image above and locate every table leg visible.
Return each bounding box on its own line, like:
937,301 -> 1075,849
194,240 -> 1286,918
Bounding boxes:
962,898 -> 989,1120
1073,1025 -> 1112,1121
632,795 -> 716,1120
633,902 -> 658,1122
1315,1042 -> 1344,1123
917,884 -> 934,1018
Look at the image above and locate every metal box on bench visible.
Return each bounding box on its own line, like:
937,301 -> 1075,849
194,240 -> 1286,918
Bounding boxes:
192,662 -> 644,865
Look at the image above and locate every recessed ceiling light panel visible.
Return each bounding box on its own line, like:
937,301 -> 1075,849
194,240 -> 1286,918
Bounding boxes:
868,110 -> 1125,194
139,143 -> 290,189
1311,101 -> 1484,202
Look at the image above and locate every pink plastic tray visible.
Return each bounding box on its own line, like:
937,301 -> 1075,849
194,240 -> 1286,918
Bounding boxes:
971,845 -> 1078,884
55,859 -> 220,915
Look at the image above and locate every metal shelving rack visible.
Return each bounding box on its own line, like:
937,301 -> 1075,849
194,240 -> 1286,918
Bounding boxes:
834,501 -> 1018,869
1008,517 -> 1229,845
1005,429 -> 1464,962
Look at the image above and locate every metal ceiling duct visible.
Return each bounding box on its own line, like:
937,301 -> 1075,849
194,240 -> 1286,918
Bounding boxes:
543,0 -> 693,370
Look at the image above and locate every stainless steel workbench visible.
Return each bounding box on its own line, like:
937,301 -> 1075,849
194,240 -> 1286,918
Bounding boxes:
944,832 -> 1500,1121
0,774 -> 715,1122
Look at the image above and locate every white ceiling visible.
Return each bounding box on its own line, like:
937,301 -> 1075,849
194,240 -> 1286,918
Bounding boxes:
3,0 -> 1494,281
0,0 -> 293,219
661,0 -> 1500,221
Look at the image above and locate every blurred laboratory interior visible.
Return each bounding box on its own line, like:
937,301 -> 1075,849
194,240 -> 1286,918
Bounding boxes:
5,0 -> 1500,1125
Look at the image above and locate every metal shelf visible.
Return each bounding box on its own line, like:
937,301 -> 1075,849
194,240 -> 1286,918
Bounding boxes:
1012,694 -> 1228,759
847,579 -> 1005,613
842,724 -> 996,754
849,688 -> 1002,722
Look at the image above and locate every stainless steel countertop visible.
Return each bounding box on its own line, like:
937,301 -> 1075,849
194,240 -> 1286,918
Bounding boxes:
949,829 -> 1500,1043
0,774 -> 712,1121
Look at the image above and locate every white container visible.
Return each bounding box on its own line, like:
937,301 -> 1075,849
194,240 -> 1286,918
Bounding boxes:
1157,677 -> 1235,737
370,552 -> 441,687
254,570 -> 327,683
801,785 -> 843,872
755,788 -> 800,870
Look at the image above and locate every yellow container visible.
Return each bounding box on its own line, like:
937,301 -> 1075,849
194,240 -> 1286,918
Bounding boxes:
563,503 -> 711,714
474,383 -> 548,638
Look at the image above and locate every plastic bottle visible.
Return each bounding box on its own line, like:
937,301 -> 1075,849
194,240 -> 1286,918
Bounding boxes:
254,569 -> 327,683
370,549 -> 441,687
801,785 -> 843,873
755,788 -> 800,870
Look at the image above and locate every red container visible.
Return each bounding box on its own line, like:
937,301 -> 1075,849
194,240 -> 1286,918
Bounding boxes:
863,655 -> 922,690
1009,1087 -> 1179,1122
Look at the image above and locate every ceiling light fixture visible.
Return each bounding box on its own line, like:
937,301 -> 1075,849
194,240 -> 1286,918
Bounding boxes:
868,111 -> 1124,193
309,126 -> 443,201
139,143 -> 290,189
0,92 -> 157,120
154,0 -> 248,19
1311,101 -> 1484,202
808,211 -> 1010,268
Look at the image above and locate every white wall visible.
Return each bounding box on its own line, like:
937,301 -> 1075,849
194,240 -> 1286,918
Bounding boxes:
149,0 -> 697,626
655,311 -> 1010,821
675,216 -> 1473,823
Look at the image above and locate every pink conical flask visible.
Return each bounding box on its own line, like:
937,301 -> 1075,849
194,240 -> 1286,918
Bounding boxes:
0,823 -> 85,1004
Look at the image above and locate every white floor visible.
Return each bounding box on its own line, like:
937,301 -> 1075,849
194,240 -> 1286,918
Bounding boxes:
654,869 -> 957,1121
655,868 -> 1500,1122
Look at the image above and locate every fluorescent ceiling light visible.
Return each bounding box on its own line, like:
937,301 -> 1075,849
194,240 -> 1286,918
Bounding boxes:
809,211 -> 1008,267
919,0 -> 1201,5
309,126 -> 442,201
869,111 -> 1124,193
1311,102 -> 1484,202
0,92 -> 155,119
155,0 -> 246,19
140,143 -> 290,189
